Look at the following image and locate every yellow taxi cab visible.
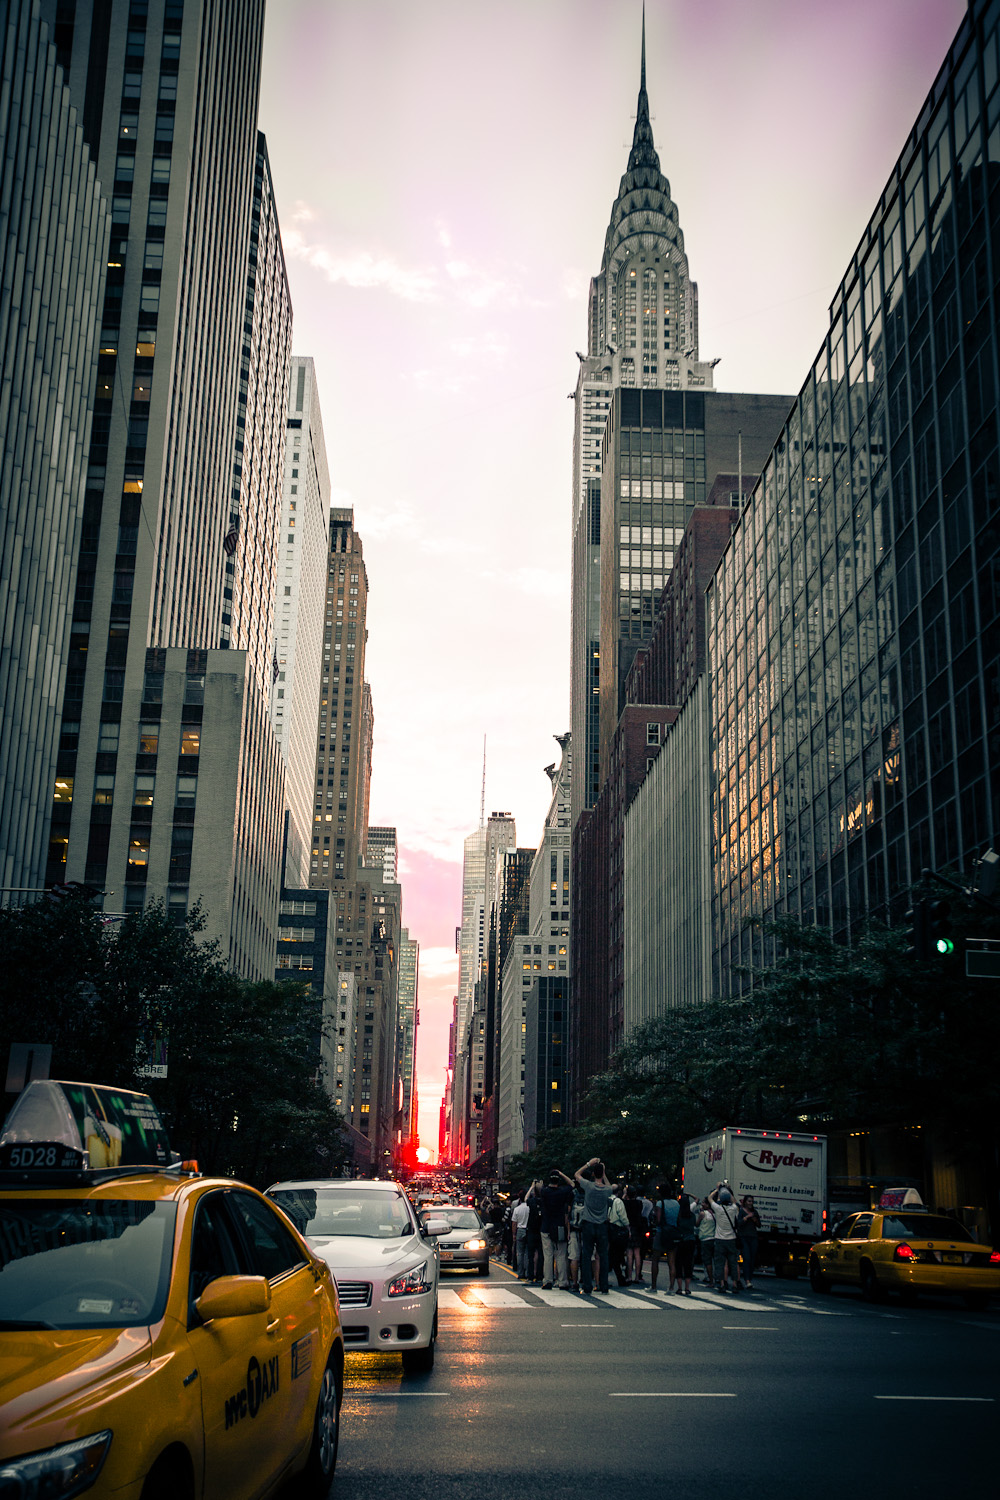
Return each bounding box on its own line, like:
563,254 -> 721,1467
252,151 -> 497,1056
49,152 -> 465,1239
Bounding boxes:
808,1196 -> 1000,1308
0,1080 -> 344,1499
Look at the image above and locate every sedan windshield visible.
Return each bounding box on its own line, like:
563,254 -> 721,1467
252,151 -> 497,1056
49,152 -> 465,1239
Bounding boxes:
431,1210 -> 481,1231
271,1187 -> 413,1239
880,1214 -> 974,1241
0,1199 -> 177,1329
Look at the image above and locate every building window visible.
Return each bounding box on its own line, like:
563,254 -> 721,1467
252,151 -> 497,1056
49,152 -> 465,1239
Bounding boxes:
175,775 -> 197,809
93,775 -> 115,805
180,728 -> 200,755
133,774 -> 155,807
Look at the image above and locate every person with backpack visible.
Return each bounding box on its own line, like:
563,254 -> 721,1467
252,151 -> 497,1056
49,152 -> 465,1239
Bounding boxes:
608,1187 -> 631,1288
538,1170 -> 573,1289
696,1196 -> 716,1284
650,1182 -> 679,1292
573,1157 -> 618,1295
708,1182 -> 741,1293
511,1190 -> 530,1278
674,1190 -> 697,1296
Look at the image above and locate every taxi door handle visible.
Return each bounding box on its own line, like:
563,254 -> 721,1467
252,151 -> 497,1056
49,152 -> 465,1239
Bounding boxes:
266,1317 -> 280,1335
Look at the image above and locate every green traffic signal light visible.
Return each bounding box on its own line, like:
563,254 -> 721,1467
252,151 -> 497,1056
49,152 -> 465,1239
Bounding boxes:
935,937 -> 954,955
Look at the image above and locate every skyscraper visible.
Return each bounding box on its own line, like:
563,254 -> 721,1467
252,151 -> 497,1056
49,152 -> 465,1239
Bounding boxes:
270,356 -> 331,888
566,17 -> 792,1103
570,20 -> 791,819
397,927 -> 419,1156
706,0 -> 1000,994
569,16 -> 716,827
39,1 -> 291,973
366,826 -> 398,884
0,0 -> 108,897
310,507 -> 370,892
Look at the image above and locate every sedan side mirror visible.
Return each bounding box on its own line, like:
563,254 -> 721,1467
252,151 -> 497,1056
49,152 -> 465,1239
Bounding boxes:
195,1274 -> 271,1322
423,1218 -> 451,1236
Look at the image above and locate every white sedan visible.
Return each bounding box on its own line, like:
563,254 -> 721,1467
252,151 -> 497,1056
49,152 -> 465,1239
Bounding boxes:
268,1178 -> 448,1372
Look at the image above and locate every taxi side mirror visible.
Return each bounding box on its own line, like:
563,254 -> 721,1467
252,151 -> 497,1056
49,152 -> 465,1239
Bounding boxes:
423,1218 -> 451,1236
195,1274 -> 272,1321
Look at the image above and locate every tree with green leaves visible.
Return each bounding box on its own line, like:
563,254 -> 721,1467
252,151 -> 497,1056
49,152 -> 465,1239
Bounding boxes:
0,892 -> 347,1186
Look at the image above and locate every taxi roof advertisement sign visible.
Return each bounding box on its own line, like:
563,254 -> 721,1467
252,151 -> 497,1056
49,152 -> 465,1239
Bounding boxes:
1,1080 -> 172,1170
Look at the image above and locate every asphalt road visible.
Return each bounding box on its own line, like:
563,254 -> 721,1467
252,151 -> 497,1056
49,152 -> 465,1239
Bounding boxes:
306,1262 -> 1000,1500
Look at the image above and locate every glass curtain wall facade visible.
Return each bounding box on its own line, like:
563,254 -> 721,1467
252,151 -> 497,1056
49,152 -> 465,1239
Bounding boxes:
1,0 -> 108,896
708,0 -> 1000,993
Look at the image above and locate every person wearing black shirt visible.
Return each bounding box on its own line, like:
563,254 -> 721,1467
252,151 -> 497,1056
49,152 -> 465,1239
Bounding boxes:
537,1171 -> 573,1288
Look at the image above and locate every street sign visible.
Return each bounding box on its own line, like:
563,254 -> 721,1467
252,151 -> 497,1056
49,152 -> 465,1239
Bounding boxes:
966,940 -> 1000,980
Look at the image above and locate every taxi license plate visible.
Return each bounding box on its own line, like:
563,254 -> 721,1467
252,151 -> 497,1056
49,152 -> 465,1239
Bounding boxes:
440,1250 -> 453,1260
943,1253 -> 961,1264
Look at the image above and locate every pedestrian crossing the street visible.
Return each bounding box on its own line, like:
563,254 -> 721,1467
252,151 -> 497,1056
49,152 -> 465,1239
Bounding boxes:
438,1276 -> 844,1317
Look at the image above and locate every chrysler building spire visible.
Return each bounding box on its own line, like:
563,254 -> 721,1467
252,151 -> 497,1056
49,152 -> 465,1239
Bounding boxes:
629,5 -> 660,173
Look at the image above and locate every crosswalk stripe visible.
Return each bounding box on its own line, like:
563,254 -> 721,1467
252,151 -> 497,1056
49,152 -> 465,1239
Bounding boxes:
438,1289 -> 467,1309
531,1287 -> 586,1308
458,1285 -> 528,1307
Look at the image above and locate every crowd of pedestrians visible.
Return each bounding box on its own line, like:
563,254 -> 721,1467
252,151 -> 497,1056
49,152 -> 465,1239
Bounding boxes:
491,1165 -> 762,1295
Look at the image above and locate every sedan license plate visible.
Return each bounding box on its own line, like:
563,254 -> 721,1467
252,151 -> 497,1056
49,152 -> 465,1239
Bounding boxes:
943,1252 -> 961,1264
440,1250 -> 453,1261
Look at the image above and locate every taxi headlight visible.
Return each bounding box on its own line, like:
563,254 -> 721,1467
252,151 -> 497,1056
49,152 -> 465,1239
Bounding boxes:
387,1264 -> 432,1297
463,1238 -> 487,1251
0,1431 -> 111,1498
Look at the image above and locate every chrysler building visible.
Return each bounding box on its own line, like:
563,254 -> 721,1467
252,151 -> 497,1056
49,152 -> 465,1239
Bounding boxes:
570,15 -> 717,820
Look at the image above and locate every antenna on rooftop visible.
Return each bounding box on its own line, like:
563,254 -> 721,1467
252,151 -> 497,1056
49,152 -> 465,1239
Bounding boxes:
479,735 -> 486,830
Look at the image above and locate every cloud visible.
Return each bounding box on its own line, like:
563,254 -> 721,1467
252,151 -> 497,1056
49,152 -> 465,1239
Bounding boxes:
444,258 -> 522,309
561,267 -> 591,300
283,226 -> 439,302
450,333 -> 508,361
418,947 -> 459,981
356,497 -> 421,541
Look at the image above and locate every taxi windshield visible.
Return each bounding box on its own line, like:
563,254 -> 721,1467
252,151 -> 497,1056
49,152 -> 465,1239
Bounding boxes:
0,1199 -> 177,1329
271,1187 -> 413,1239
880,1214 -> 975,1241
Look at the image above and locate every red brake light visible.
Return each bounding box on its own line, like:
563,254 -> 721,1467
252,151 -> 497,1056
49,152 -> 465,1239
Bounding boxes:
893,1243 -> 916,1262
990,1249 -> 1000,1265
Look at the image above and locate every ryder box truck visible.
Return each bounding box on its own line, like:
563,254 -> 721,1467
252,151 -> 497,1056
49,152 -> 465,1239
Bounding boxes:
682,1127 -> 828,1277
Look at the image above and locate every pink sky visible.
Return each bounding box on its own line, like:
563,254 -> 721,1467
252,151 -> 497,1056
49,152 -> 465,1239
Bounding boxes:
257,0 -> 967,1156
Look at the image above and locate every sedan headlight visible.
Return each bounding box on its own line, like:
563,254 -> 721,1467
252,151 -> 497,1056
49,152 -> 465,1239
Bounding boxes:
463,1238 -> 487,1251
387,1264 -> 433,1297
0,1432 -> 111,1498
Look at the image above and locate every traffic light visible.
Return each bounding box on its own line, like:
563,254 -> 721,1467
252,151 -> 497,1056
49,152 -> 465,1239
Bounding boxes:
905,897 -> 930,961
926,898 -> 954,956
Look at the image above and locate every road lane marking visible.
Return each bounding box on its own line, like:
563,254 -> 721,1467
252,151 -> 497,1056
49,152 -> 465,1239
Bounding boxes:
610,1392 -> 736,1398
353,1392 -> 451,1398
722,1325 -> 780,1330
874,1395 -> 994,1402
438,1289 -> 467,1309
562,1322 -> 615,1327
